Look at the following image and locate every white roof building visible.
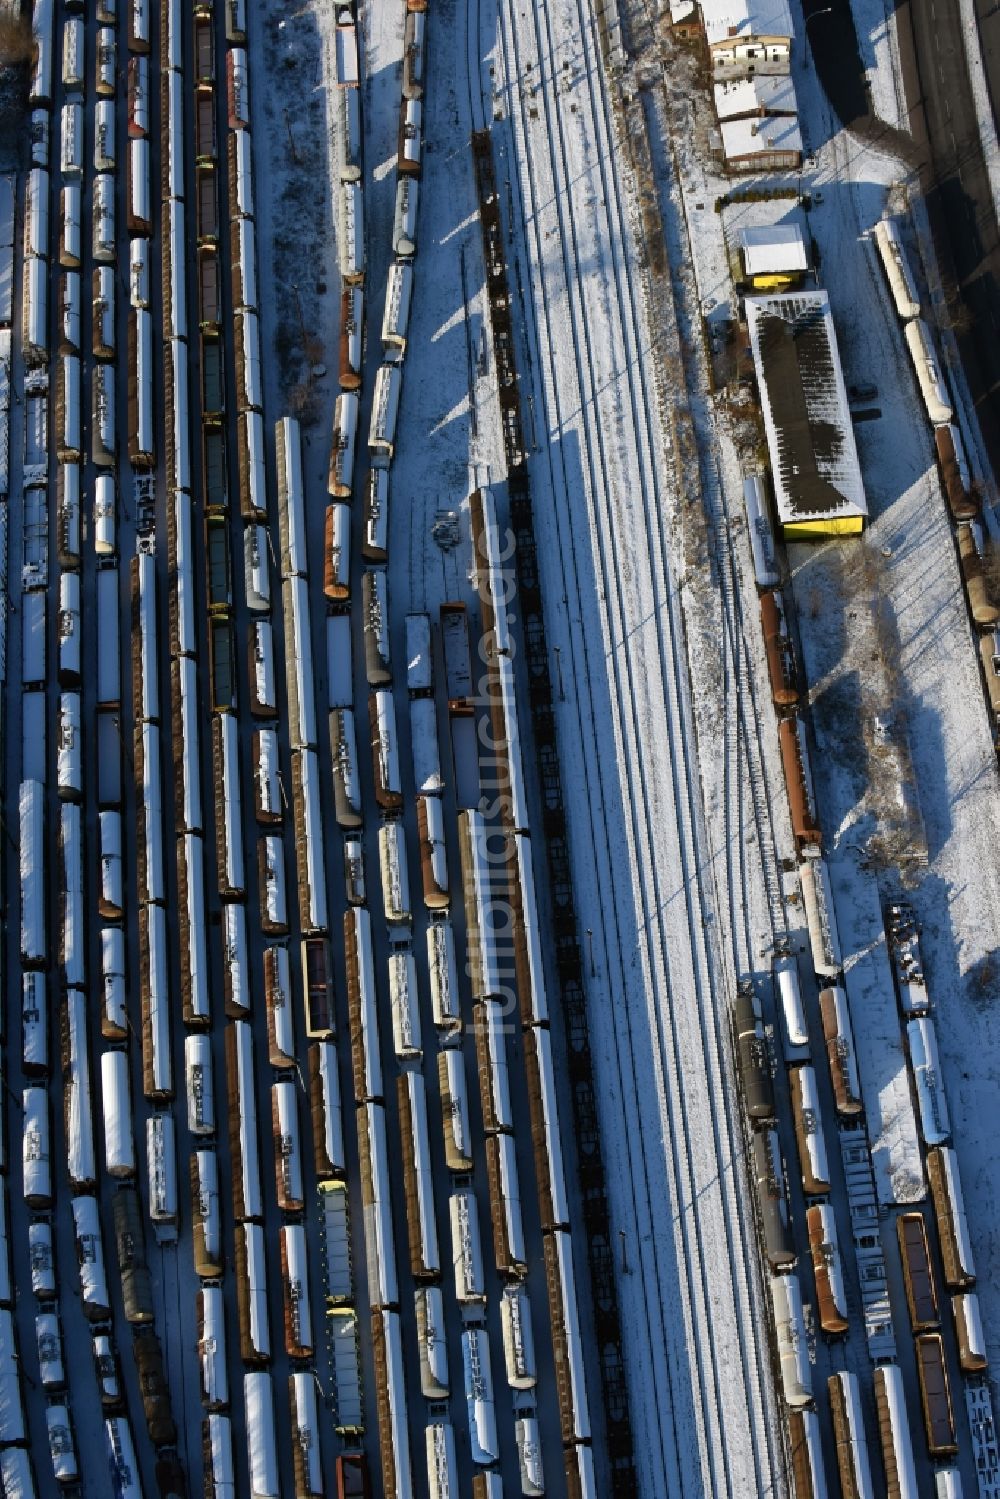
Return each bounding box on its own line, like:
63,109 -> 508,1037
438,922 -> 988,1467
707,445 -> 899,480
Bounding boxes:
714,74 -> 798,119
744,290 -> 868,536
700,0 -> 794,47
740,223 -> 809,278
720,114 -> 803,169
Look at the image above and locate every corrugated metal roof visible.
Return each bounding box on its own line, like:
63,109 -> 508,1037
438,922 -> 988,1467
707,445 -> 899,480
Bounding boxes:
745,291 -> 868,524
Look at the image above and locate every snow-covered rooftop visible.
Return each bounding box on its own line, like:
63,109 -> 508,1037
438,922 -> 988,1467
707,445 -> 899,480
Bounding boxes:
700,0 -> 795,45
720,113 -> 803,162
740,222 -> 809,275
714,74 -> 798,119
745,290 -> 868,526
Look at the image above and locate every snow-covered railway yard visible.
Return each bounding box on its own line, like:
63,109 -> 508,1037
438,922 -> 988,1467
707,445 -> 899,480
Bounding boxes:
2,0 -> 1000,1489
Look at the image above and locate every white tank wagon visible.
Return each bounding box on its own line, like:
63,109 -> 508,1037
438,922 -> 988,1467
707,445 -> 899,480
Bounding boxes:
231,214 -> 258,312
345,837 -> 366,905
462,1327 -> 499,1465
0,1312 -> 26,1448
449,1189 -> 486,1304
389,951 -> 422,1059
227,48 -> 250,131
769,1271 -> 811,1408
371,1308 -> 412,1497
64,989 -> 97,1187
177,834 -> 211,1027
94,99 -> 116,174
486,1131 -> 527,1276
185,1033 -> 216,1137
364,467 -> 390,561
61,102 -> 83,178
22,972 -> 48,1076
264,946 -> 296,1068
370,688 -> 403,808
309,1042 -> 346,1180
394,176 -> 420,259
330,708 -> 363,828
258,833 -> 289,937
799,857 -> 842,978
92,362 -> 117,467
128,0 -> 151,55
203,1414 -> 235,1499
280,1223 -> 314,1360
59,566 -> 82,686
253,729 -> 281,825
516,1417 -> 545,1497
105,1419 -> 142,1499
235,1223 -> 271,1365
101,928 -> 127,1039
235,308 -> 262,414
426,1423 -> 458,1499
359,1102 -> 398,1309
318,1180 -> 353,1304
826,1370 -> 872,1499
397,1071 -> 439,1281
501,1283 -> 536,1390
127,137 -> 151,236
92,265 -> 116,360
458,809 -> 509,1000
146,1114 -> 178,1237
906,1016 -> 951,1145
272,1081 -> 304,1213
139,903 -> 172,1099
128,307 -> 155,468
276,415 -> 307,578
874,218 -> 921,322
742,474 -> 780,589
213,713 -> 246,899
238,409 -> 267,521
173,654 -> 205,831
379,821 -> 411,926
338,181 -> 365,285
95,475 -> 118,559
25,168 -> 49,261
243,1373 -> 279,1499
335,85 -> 362,182
134,722 -> 165,905
60,182 -> 82,268
29,1221 -> 56,1302
47,1408 -> 79,1487
229,129 -> 255,219
92,171 -> 116,265
196,1286 -> 229,1411
872,1364 -> 918,1499
291,748 -> 329,935
428,920 -> 461,1033
72,1196 -> 110,1321
29,0 -> 53,107
416,1286 -> 449,1398
773,953 -> 808,1058
789,1064 -> 830,1195
56,690 -> 82,800
325,503 -> 351,601
245,523 -> 271,612
345,906 -> 383,1103
226,1020 -> 263,1222
96,26 -> 116,96
369,363 -> 401,458
224,926 -> 253,1036
403,10 -> 426,99
904,317 -> 953,426
20,780 -> 46,968
339,284 -> 363,389
101,1049 -> 135,1181
282,574 -> 318,751
410,696 -> 444,795
438,1047 -> 473,1171
328,391 -> 359,498
22,1087 -> 52,1209
191,1149 -> 223,1279
289,1371 -> 324,1497
55,353 -> 82,463
417,794 -> 449,908
36,1312 -> 65,1392
22,256 -> 48,365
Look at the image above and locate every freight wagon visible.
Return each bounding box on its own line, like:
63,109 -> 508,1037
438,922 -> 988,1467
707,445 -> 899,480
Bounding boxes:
397,1072 -> 439,1281
272,1082 -> 304,1212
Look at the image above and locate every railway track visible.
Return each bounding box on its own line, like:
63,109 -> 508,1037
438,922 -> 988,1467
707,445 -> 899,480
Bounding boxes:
492,0 -> 784,1491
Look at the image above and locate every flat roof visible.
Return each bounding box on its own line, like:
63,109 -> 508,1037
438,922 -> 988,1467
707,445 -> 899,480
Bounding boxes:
720,114 -> 803,160
700,0 -> 794,45
745,290 -> 868,524
740,222 -> 809,274
714,74 -> 798,119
